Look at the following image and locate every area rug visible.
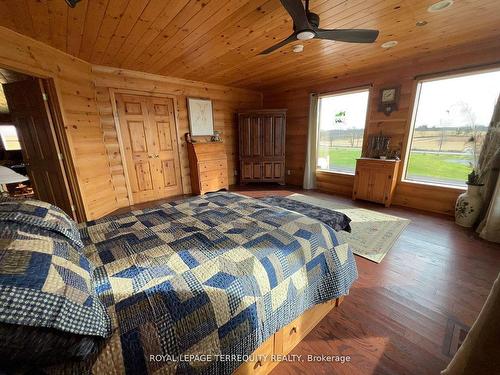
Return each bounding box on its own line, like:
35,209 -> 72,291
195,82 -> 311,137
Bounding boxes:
288,193 -> 411,263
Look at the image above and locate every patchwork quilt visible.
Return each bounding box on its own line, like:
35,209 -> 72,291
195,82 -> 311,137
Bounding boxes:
78,192 -> 357,375
0,201 -> 110,338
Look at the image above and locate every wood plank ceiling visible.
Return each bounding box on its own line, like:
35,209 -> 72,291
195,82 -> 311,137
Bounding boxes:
0,0 -> 499,91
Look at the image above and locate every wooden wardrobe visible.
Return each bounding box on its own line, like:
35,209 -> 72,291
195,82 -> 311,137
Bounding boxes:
238,109 -> 287,184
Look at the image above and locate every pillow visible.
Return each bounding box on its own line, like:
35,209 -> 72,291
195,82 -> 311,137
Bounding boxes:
0,222 -> 111,366
0,198 -> 84,249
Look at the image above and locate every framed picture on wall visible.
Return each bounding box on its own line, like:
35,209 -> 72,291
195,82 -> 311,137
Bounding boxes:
187,97 -> 214,136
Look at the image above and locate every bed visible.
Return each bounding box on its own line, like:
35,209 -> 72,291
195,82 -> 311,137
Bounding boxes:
0,192 -> 357,375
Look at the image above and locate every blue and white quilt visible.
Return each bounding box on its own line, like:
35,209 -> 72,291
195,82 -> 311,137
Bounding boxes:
79,192 -> 357,374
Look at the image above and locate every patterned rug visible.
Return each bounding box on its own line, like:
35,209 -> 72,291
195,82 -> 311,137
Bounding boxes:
288,193 -> 411,263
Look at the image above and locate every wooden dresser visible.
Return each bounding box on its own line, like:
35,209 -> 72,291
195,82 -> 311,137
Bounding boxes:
187,142 -> 228,195
238,109 -> 286,185
353,158 -> 400,207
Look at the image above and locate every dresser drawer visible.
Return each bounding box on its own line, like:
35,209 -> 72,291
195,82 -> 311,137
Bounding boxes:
233,334 -> 274,375
200,177 -> 228,194
282,300 -> 335,354
200,168 -> 226,181
198,159 -> 227,172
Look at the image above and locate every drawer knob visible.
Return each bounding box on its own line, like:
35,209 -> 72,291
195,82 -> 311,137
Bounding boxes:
290,326 -> 297,335
254,360 -> 263,369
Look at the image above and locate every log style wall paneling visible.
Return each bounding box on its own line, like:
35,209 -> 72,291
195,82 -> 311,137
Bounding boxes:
0,26 -> 118,220
264,37 -> 500,215
92,66 -> 263,207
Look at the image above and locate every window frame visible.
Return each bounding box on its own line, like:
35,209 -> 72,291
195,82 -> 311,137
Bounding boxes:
402,66 -> 500,190
316,85 -> 372,176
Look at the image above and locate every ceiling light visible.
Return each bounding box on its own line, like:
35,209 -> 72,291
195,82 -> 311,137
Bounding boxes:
381,41 -> 398,49
296,30 -> 315,40
427,0 -> 454,12
292,44 -> 304,53
416,20 -> 428,27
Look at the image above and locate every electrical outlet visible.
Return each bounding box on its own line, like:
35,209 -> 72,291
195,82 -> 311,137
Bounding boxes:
234,169 -> 238,176
287,169 -> 291,176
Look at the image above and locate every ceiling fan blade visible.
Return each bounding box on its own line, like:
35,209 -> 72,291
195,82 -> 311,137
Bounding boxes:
280,0 -> 311,31
259,33 -> 297,55
315,29 -> 379,43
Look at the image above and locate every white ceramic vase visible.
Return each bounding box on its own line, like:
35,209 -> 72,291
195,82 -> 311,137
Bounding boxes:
455,184 -> 483,227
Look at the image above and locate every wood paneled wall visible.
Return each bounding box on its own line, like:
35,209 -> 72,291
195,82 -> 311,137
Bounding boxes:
0,26 -> 117,220
0,26 -> 262,217
92,66 -> 262,207
264,37 -> 500,215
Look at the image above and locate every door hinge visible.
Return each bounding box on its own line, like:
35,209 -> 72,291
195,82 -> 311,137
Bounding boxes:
42,93 -> 48,101
58,153 -> 64,161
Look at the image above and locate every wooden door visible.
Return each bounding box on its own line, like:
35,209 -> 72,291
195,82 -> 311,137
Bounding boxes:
250,116 -> 262,157
239,115 -> 252,158
146,97 -> 182,198
272,114 -> 286,157
354,166 -> 372,201
3,78 -> 75,217
370,169 -> 391,204
116,94 -> 182,204
262,115 -> 286,158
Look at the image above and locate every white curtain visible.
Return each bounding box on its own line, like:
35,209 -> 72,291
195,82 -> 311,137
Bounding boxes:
303,93 -> 319,189
476,94 -> 500,243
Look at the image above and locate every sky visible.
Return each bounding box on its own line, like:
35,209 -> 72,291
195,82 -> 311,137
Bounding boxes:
415,70 -> 500,128
319,90 -> 369,130
318,69 -> 500,130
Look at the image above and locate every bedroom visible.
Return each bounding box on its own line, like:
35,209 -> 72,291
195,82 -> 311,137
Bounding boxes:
0,0 -> 499,374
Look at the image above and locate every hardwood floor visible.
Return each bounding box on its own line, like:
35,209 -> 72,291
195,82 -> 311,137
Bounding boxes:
110,185 -> 500,375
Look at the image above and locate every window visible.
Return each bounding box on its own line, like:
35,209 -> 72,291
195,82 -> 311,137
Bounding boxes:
0,125 -> 21,151
405,69 -> 500,188
317,88 -> 369,174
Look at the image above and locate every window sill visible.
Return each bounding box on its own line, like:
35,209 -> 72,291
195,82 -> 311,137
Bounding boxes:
400,179 -> 466,192
316,169 -> 355,177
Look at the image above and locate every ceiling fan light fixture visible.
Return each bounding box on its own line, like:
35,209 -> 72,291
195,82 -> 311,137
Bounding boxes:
292,44 -> 304,53
427,0 -> 454,13
296,30 -> 315,40
381,41 -> 398,49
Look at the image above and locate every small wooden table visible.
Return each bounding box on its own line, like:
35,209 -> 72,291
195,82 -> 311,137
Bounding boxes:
352,158 -> 400,207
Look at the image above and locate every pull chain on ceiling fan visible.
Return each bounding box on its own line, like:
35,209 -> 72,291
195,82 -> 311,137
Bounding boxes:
260,0 -> 379,55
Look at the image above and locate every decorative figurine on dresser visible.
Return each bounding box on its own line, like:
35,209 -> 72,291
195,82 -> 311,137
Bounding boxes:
238,109 -> 287,185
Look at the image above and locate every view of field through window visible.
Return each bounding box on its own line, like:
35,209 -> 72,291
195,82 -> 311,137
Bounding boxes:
406,70 -> 500,187
317,89 -> 369,174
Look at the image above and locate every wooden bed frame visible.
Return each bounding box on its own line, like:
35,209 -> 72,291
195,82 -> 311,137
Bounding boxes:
234,296 -> 344,375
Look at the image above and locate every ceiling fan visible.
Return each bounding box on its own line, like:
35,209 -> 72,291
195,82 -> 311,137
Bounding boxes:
260,0 -> 379,55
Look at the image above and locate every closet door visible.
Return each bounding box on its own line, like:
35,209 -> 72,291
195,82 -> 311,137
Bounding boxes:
116,94 -> 157,203
146,97 -> 183,198
250,116 -> 262,158
116,93 -> 182,204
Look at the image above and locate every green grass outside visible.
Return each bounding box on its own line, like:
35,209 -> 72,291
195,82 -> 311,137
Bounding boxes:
318,147 -> 472,184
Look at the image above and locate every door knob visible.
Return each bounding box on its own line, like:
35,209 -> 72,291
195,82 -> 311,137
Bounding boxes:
148,155 -> 153,158
155,155 -> 159,158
